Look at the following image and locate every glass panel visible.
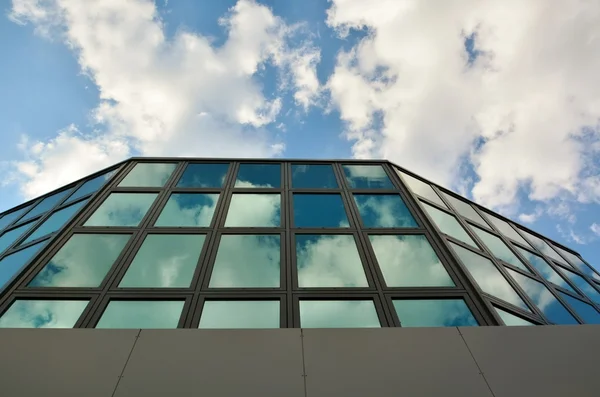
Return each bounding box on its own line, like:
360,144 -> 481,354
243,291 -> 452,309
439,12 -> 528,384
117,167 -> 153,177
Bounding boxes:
0,241 -> 47,290
19,189 -> 71,222
518,229 -> 568,265
559,293 -> 600,324
293,194 -> 349,228
65,170 -> 116,204
199,300 -> 280,329
506,269 -> 579,325
154,193 -> 219,227
0,221 -> 35,254
29,234 -> 131,288
342,165 -> 394,189
234,164 -> 280,188
225,194 -> 280,227
209,235 -> 280,288
484,213 -> 531,247
393,299 -> 478,327
0,300 -> 88,328
119,234 -> 205,288
21,200 -> 88,245
291,164 -> 338,188
84,193 -> 157,227
118,163 -> 176,187
0,206 -> 32,231
353,194 -> 417,228
96,300 -> 184,328
296,234 -> 367,287
369,235 -> 454,287
176,163 -> 229,188
471,227 -> 529,272
515,247 -> 576,293
494,307 -> 535,326
422,202 -> 477,248
397,171 -> 447,207
450,243 -> 530,311
442,193 -> 488,227
299,300 -> 381,328
557,266 -> 600,304
555,249 -> 600,282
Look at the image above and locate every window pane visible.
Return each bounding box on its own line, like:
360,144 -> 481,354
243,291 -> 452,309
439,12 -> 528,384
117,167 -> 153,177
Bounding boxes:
397,171 -> 446,207
96,301 -> 184,329
293,194 -> 349,228
393,299 -> 478,327
557,266 -> 600,304
518,229 -> 568,265
422,202 -> 477,248
177,163 -> 229,188
0,300 -> 88,328
0,206 -> 32,231
21,200 -> 88,245
0,241 -> 47,290
555,249 -> 600,282
506,269 -> 578,325
471,227 -> 529,272
370,235 -> 454,287
291,164 -> 338,188
199,301 -> 280,329
353,194 -> 417,228
84,193 -> 157,227
234,164 -> 280,188
155,193 -> 219,227
65,170 -> 116,204
118,163 -> 176,187
119,234 -> 205,288
442,193 -> 488,227
450,243 -> 530,311
494,307 -> 535,326
29,234 -> 131,288
225,194 -> 280,227
209,235 -> 280,288
342,165 -> 394,189
296,234 -> 367,287
20,189 -> 71,222
484,213 -> 531,247
0,221 -> 35,254
559,293 -> 600,324
299,300 -> 381,328
515,247 -> 576,293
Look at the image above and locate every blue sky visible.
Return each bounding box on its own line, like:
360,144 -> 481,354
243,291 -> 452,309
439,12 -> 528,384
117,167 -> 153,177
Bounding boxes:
1,0 -> 600,271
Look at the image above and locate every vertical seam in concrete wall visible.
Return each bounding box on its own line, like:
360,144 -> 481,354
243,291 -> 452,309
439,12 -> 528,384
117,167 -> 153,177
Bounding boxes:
111,329 -> 142,397
457,327 -> 497,397
300,329 -> 308,397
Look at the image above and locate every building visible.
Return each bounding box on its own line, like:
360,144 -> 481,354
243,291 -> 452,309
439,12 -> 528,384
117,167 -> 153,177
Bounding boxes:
0,158 -> 598,396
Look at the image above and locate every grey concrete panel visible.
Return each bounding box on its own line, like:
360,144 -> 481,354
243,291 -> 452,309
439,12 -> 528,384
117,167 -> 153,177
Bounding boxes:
0,329 -> 138,397
114,329 -> 304,397
460,324 -> 600,397
302,327 -> 493,397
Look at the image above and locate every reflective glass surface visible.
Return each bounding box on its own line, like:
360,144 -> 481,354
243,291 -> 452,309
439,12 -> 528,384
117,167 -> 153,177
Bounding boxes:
422,202 -> 477,248
397,171 -> 447,207
29,234 -> 131,288
209,235 -> 280,288
342,165 -> 394,189
515,247 -> 575,293
293,194 -> 349,228
494,307 -> 535,326
556,249 -> 600,282
65,170 -> 116,204
557,266 -> 600,304
484,213 -> 531,247
472,227 -> 529,272
296,234 -> 367,287
19,189 -> 71,223
119,234 -> 205,288
291,164 -> 338,188
176,163 -> 229,188
506,269 -> 578,325
234,164 -> 280,188
118,163 -> 177,187
96,300 -> 184,328
559,293 -> 600,324
299,300 -> 381,328
225,194 -> 280,227
155,193 -> 219,227
84,193 -> 157,227
0,299 -> 88,328
0,241 -> 47,290
442,193 -> 488,227
0,221 -> 35,254
353,194 -> 417,228
0,206 -> 32,231
518,229 -> 568,265
21,200 -> 88,245
450,243 -> 530,311
199,300 -> 280,329
370,235 -> 454,287
393,299 -> 478,327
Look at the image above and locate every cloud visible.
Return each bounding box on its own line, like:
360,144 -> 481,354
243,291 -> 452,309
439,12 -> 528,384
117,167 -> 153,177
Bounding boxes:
590,223 -> 600,237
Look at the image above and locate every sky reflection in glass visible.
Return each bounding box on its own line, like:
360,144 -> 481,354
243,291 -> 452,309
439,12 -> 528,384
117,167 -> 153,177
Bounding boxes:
235,164 -> 280,188
225,194 -> 280,227
65,170 -> 116,204
354,194 -> 417,228
291,164 -> 338,188
199,300 -> 280,329
342,165 -> 394,189
155,193 -> 218,227
393,299 -> 478,327
559,293 -> 600,324
293,194 -> 349,228
21,200 -> 88,245
300,300 -> 381,328
0,221 -> 35,254
397,171 -> 447,207
518,229 -> 568,265
19,189 -> 71,223
422,202 -> 477,248
84,193 -> 157,227
471,226 -> 529,272
495,307 -> 535,326
516,247 -> 576,293
0,241 -> 47,290
118,163 -> 176,187
442,193 -> 488,227
484,213 -> 531,247
556,266 -> 600,304
0,206 -> 32,231
555,249 -> 600,282
176,163 -> 229,188
96,300 -> 184,328
0,299 -> 88,328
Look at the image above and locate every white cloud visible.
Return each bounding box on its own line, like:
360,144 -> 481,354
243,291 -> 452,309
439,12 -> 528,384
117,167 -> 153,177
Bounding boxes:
591,223 -> 600,237
518,207 -> 543,224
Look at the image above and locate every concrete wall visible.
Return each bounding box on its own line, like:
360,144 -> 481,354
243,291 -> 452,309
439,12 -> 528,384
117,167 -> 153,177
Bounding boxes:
0,325 -> 598,397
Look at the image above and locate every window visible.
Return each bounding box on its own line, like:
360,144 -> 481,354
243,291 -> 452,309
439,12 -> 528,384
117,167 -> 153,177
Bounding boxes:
0,206 -> 32,231
118,163 -> 177,187
29,234 -> 131,288
554,249 -> 600,282
396,171 -> 447,207
422,202 -> 477,248
84,193 -> 157,227
19,189 -> 71,223
557,266 -> 600,304
0,221 -> 35,254
353,194 -> 417,228
293,194 -> 349,228
450,243 -> 530,311
299,300 -> 381,328
154,193 -> 219,227
442,193 -> 488,227
471,226 -> 530,272
95,300 -> 184,328
369,235 -> 454,287
119,234 -> 205,288
296,234 -> 368,287
559,293 -> 600,324
209,235 -> 280,288
517,229 -> 568,265
176,163 -> 230,188
506,269 -> 578,325
225,194 -> 280,227
199,300 -> 280,329
515,247 -> 576,293
393,299 -> 478,327
0,299 -> 88,328
484,213 -> 531,247
494,307 -> 535,326
21,200 -> 88,245
65,170 -> 116,204
0,241 -> 47,290
291,164 -> 338,188
234,164 -> 280,188
342,165 -> 394,189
